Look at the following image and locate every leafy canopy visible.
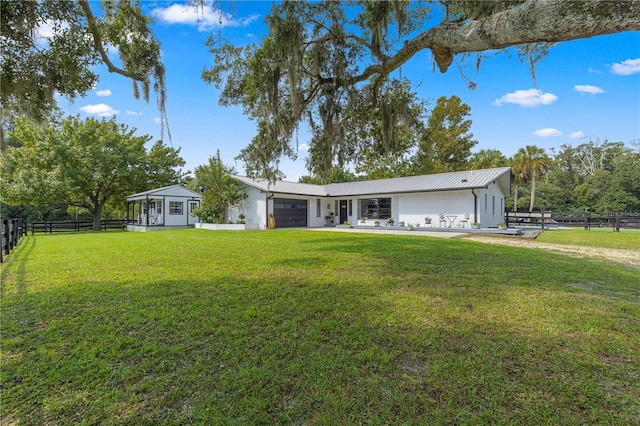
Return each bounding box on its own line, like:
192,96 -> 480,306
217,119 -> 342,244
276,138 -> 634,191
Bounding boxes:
2,116 -> 185,229
203,0 -> 640,178
0,0 -> 167,146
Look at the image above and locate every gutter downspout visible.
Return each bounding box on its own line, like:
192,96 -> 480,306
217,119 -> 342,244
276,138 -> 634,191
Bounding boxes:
471,189 -> 478,223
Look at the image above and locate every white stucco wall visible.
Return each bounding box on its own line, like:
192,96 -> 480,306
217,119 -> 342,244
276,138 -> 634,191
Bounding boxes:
397,190 -> 476,228
310,198 -> 326,227
163,196 -> 200,226
476,182 -> 506,227
228,186 -> 267,229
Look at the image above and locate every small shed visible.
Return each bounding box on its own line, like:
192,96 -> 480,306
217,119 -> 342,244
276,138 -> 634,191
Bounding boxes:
126,185 -> 202,231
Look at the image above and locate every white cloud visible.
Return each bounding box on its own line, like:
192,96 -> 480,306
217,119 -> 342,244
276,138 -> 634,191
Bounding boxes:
36,20 -> 68,39
126,110 -> 142,117
153,3 -> 259,31
298,143 -> 310,152
533,128 -> 562,137
493,89 -> 558,107
574,84 -> 604,95
36,21 -> 57,39
153,117 -> 163,124
588,67 -> 602,74
34,20 -> 69,47
95,89 -> 112,97
106,43 -> 120,56
611,58 -> 640,76
80,103 -> 119,117
569,131 -> 585,139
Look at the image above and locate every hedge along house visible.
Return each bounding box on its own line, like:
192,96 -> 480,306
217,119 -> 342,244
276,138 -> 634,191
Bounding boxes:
126,185 -> 202,231
230,167 -> 512,230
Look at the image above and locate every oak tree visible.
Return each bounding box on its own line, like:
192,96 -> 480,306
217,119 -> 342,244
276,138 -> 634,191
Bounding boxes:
203,0 -> 640,177
413,95 -> 477,174
1,0 -> 167,147
2,116 -> 185,230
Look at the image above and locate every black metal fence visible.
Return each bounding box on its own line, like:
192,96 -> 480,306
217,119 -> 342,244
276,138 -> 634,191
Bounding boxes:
505,211 -> 640,231
1,218 -> 27,263
30,219 -> 131,234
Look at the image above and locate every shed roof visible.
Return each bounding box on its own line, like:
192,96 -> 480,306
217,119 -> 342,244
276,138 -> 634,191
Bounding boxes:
127,185 -> 203,201
232,167 -> 511,197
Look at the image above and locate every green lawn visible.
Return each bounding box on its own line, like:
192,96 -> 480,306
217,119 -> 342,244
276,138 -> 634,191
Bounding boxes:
537,226 -> 640,250
2,229 -> 639,425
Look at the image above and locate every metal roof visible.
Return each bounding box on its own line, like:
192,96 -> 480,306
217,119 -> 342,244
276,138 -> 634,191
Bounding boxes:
233,167 -> 511,197
127,184 -> 203,200
232,176 -> 329,196
325,167 -> 511,196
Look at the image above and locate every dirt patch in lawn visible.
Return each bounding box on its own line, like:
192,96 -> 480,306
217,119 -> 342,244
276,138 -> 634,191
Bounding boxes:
463,235 -> 640,270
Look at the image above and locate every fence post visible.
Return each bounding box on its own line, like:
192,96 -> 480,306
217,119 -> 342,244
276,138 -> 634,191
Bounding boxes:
0,221 -> 4,263
1,220 -> 5,263
3,219 -> 10,256
614,212 -> 620,232
9,220 -> 16,251
541,212 -> 545,230
584,212 -> 589,231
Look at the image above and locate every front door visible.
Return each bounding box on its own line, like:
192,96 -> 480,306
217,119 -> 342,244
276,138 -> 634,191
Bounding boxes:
339,200 -> 348,225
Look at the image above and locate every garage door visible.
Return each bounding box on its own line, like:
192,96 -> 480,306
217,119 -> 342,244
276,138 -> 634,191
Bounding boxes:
273,198 -> 307,228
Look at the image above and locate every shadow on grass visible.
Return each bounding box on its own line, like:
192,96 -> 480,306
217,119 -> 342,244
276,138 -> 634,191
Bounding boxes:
0,235 -> 36,296
2,270 -> 639,424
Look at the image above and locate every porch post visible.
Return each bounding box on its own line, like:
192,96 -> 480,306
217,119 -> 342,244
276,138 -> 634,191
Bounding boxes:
145,195 -> 150,226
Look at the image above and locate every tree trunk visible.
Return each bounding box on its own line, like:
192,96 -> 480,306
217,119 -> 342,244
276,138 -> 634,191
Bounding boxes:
92,203 -> 103,231
529,174 -> 537,212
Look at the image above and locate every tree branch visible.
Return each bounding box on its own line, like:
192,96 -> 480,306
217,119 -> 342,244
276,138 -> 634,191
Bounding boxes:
78,0 -> 145,81
348,0 -> 640,82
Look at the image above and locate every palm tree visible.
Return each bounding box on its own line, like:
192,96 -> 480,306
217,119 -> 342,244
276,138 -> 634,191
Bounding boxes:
470,149 -> 509,169
510,153 -> 527,211
512,145 -> 552,211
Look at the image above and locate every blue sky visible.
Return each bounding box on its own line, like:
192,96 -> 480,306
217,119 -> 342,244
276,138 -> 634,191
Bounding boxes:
59,1 -> 640,181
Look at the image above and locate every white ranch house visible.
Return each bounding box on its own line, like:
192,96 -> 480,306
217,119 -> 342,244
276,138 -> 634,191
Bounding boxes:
126,185 -> 202,231
228,167 -> 512,230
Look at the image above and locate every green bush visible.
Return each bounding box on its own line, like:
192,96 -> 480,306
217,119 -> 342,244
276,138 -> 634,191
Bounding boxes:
190,204 -> 222,223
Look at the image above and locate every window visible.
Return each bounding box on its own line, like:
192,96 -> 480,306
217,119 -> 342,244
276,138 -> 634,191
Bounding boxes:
189,201 -> 199,214
316,198 -> 321,218
169,201 -> 183,215
492,195 -> 495,216
358,198 -> 391,219
484,194 -> 488,211
348,199 -> 353,216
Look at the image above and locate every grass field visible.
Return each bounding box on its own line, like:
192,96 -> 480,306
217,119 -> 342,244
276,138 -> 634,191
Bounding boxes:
1,229 -> 639,424
537,226 -> 640,250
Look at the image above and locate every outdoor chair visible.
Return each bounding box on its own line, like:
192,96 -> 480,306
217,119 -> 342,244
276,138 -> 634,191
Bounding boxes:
458,214 -> 470,228
439,214 -> 447,227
